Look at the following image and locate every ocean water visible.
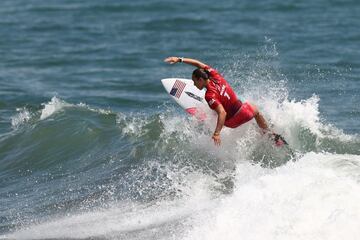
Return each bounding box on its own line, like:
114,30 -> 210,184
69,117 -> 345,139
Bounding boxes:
1,0 -> 360,239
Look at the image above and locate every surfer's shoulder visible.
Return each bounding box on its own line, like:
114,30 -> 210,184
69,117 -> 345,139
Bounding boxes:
203,65 -> 214,72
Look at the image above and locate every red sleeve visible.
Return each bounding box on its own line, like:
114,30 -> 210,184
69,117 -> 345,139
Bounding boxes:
205,92 -> 220,110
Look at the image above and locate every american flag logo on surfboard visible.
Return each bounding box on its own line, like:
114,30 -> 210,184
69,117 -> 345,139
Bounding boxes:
170,80 -> 186,98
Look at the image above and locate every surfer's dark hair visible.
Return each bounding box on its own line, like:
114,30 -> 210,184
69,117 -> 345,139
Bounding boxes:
192,68 -> 209,80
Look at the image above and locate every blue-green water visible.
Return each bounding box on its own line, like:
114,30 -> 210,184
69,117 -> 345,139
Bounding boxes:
1,1 -> 360,239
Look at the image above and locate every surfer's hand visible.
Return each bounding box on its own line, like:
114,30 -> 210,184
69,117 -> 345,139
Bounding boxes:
164,57 -> 180,64
212,134 -> 221,146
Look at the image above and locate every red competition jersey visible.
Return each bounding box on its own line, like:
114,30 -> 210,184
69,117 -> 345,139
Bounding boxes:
204,65 -> 241,119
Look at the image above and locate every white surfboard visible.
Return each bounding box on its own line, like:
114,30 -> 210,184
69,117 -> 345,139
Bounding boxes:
161,78 -> 216,121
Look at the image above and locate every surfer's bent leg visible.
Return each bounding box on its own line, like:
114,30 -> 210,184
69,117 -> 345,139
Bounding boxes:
226,102 -> 287,146
250,104 -> 270,131
251,104 -> 287,146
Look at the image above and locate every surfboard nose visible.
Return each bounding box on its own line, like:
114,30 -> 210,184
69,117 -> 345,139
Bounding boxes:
161,78 -> 176,93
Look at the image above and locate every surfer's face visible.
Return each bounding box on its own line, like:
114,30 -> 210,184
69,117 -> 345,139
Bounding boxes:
192,77 -> 206,90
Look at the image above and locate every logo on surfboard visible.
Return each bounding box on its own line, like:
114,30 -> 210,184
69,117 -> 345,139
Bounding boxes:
170,80 -> 186,98
185,91 -> 203,102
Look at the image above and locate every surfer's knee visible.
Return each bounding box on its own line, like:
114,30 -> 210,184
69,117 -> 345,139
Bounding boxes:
248,103 -> 259,115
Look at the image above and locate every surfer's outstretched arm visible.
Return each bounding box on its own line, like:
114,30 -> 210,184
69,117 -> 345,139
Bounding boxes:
164,57 -> 207,69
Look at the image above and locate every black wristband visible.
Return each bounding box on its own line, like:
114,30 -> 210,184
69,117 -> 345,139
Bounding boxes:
178,57 -> 184,63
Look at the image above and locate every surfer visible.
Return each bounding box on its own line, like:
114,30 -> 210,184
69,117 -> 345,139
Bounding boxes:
164,56 -> 286,146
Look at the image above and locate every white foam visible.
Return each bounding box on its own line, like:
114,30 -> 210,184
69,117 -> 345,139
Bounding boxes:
77,102 -> 113,115
10,108 -> 31,129
236,92 -> 357,150
40,96 -> 71,120
38,97 -> 113,121
116,112 -> 151,136
184,153 -> 360,240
